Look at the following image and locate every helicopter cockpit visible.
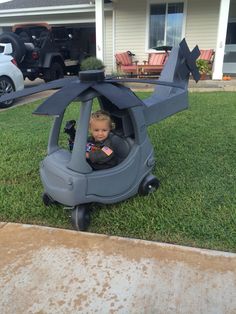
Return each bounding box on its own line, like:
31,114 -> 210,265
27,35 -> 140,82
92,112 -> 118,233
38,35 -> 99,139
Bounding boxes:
62,98 -> 135,167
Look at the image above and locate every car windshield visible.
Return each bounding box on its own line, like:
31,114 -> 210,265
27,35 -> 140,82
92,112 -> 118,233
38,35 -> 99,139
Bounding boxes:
15,26 -> 49,40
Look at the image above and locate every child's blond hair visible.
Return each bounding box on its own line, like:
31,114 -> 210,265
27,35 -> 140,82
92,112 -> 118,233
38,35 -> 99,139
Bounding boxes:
90,110 -> 113,129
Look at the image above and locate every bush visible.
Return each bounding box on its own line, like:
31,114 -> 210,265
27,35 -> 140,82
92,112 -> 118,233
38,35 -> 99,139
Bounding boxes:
196,59 -> 211,75
80,57 -> 105,71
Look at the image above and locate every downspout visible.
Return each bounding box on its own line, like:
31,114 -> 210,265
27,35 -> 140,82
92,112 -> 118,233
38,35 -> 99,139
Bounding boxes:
212,0 -> 230,80
95,0 -> 104,61
112,3 -> 116,72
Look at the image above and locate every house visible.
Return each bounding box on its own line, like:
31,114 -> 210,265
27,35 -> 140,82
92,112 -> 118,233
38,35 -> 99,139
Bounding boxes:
0,0 -> 235,80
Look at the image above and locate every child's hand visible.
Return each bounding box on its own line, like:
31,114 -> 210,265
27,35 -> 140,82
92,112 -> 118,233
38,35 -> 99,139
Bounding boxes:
86,143 -> 94,152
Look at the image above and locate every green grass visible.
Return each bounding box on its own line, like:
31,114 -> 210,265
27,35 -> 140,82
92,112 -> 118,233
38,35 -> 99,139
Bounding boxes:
0,92 -> 236,252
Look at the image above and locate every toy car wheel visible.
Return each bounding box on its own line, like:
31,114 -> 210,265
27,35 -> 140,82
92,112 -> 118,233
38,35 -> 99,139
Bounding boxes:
44,62 -> 64,82
71,205 -> 90,231
138,174 -> 160,196
42,193 -> 55,206
0,76 -> 15,108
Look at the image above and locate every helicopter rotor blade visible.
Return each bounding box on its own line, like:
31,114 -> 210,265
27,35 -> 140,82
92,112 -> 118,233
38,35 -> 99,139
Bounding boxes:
93,82 -> 144,109
0,76 -> 78,103
33,81 -> 91,116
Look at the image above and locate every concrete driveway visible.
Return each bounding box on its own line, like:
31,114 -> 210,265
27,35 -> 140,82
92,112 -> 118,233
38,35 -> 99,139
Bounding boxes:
0,222 -> 235,314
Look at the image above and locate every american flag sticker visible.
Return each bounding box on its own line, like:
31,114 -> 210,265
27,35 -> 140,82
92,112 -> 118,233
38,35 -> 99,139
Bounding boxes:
102,146 -> 113,156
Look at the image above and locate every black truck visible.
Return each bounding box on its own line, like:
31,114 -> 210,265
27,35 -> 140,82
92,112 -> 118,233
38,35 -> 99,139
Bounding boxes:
0,23 -> 89,82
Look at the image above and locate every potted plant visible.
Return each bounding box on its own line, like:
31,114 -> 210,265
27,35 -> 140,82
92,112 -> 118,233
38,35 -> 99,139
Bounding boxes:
80,57 -> 105,71
196,59 -> 211,80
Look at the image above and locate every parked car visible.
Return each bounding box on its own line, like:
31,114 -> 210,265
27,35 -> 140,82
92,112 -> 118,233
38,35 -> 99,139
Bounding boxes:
0,23 -> 89,82
0,43 -> 24,109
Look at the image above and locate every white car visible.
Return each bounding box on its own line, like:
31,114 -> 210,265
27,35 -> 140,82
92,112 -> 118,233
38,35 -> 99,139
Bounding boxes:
0,43 -> 24,108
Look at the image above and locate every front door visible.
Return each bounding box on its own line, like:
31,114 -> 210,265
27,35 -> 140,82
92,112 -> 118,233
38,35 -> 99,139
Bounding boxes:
223,20 -> 236,74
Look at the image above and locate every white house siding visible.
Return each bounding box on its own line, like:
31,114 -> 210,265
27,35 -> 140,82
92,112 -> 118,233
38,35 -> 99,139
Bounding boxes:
104,12 -> 113,74
113,0 -> 148,70
0,0 -> 229,74
110,0 -> 222,72
185,0 -> 220,50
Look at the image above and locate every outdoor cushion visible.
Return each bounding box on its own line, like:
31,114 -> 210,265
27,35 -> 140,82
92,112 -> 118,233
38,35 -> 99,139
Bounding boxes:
199,49 -> 214,61
115,52 -> 132,66
148,53 -> 166,66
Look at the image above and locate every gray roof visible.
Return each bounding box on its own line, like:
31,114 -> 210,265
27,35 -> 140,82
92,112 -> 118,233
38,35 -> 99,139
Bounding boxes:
0,0 -> 111,10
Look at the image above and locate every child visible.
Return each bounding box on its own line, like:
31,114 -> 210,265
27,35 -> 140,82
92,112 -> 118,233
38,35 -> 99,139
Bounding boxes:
86,110 -> 117,170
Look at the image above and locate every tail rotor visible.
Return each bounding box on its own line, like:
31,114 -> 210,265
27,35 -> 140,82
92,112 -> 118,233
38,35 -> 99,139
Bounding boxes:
178,38 -> 201,82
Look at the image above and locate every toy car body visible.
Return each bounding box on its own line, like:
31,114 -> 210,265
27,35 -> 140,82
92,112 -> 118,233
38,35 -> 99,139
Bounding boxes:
0,39 -> 200,230
40,91 -> 156,206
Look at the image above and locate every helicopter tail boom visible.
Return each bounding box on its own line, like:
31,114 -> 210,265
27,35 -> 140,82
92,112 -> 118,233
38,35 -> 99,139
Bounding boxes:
143,38 -> 200,126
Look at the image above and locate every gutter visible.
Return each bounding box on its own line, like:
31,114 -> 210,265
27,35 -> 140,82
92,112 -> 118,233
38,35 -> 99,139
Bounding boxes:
0,3 -> 113,17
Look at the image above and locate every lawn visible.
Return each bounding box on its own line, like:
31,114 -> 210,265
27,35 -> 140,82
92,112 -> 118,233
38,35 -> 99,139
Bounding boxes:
0,92 -> 235,252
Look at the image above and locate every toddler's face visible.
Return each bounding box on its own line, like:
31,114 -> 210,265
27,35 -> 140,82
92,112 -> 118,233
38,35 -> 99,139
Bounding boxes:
90,119 -> 110,142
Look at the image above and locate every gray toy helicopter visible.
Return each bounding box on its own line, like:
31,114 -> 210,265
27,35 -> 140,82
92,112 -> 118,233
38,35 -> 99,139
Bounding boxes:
0,39 -> 200,231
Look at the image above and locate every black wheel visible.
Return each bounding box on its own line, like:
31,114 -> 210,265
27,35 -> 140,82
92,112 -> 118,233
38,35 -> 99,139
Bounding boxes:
0,32 -> 26,63
71,205 -> 90,231
44,62 -> 64,82
26,75 -> 37,81
42,193 -> 55,206
0,76 -> 15,108
138,174 -> 160,196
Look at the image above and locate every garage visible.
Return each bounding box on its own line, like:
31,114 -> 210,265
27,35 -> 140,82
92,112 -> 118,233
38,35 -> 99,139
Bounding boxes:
0,22 -> 97,81
0,0 -> 114,74
2,22 -> 96,60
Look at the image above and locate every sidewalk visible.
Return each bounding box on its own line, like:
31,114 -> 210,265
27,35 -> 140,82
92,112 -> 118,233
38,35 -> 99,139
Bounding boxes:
125,78 -> 236,92
0,222 -> 235,313
189,78 -> 236,92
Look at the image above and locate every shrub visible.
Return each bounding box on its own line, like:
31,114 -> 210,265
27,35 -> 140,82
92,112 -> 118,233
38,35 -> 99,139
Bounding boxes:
80,57 -> 105,71
196,59 -> 211,75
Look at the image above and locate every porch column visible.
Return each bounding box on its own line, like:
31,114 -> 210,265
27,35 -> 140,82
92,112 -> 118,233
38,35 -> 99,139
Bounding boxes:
212,0 -> 230,80
95,0 -> 104,61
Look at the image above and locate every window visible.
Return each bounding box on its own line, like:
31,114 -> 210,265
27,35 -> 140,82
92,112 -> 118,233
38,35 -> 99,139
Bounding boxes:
226,22 -> 236,44
149,2 -> 184,49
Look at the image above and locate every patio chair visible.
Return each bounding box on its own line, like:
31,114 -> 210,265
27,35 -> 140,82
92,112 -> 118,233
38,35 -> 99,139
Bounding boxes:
199,49 -> 215,62
115,51 -> 138,75
198,49 -> 215,70
140,52 -> 167,76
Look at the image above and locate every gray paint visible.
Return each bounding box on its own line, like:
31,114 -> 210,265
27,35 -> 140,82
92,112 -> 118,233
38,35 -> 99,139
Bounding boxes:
0,39 -> 200,210
38,40 -> 199,207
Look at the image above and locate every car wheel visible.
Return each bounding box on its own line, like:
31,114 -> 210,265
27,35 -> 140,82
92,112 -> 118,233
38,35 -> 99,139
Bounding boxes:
71,205 -> 91,231
0,32 -> 26,63
138,174 -> 160,196
44,62 -> 64,82
0,76 -> 15,108
27,75 -> 37,81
